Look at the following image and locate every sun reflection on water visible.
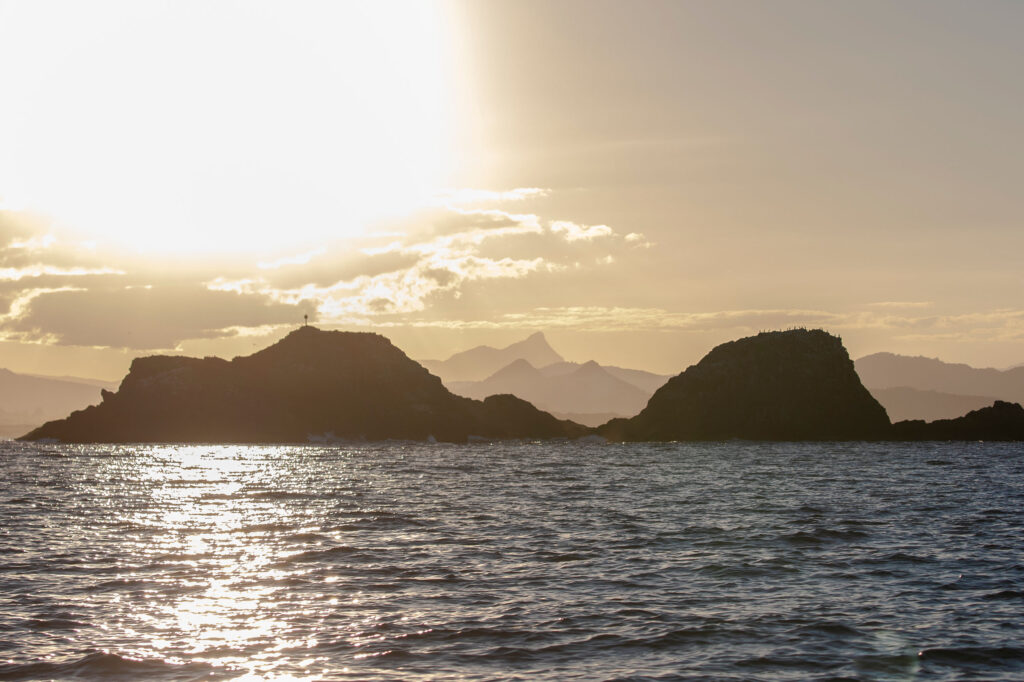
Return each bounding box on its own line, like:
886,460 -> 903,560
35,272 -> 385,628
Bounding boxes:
5,441 -> 1024,679
114,445 -> 333,680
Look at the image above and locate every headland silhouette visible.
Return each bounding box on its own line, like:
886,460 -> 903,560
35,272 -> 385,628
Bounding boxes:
18,326 -> 1024,444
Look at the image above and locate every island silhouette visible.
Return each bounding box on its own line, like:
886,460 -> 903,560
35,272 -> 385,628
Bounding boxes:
20,327 -> 586,443
599,329 -> 891,441
19,327 -> 1024,443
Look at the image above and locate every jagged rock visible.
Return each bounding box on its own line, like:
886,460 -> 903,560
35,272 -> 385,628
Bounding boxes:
890,400 -> 1024,441
599,329 -> 890,441
20,327 -> 587,444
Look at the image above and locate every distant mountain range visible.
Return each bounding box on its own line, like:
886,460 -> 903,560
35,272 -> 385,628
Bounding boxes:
422,333 -> 671,426
0,369 -> 117,438
854,352 -> 1024,422
421,332 -> 565,382
449,360 -> 651,426
866,387 -> 996,423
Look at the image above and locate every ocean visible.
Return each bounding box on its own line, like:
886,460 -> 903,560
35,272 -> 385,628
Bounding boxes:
0,441 -> 1022,681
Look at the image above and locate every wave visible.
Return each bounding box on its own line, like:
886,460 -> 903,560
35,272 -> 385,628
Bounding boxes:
21,617 -> 88,631
0,651 -> 225,681
918,646 -> 1024,669
273,545 -> 368,566
782,528 -> 869,545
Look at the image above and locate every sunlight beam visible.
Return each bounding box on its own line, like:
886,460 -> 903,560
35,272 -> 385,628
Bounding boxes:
0,1 -> 453,254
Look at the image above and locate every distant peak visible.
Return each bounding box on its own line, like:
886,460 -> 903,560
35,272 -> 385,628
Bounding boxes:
572,360 -> 609,377
499,331 -> 564,364
510,331 -> 555,349
277,325 -> 329,344
483,357 -> 543,382
514,331 -> 550,349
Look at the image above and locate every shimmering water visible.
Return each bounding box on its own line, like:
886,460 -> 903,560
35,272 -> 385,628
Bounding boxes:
1,441 -> 1022,681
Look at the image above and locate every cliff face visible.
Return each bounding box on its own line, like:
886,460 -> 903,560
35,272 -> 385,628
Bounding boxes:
20,327 -> 587,444
599,329 -> 891,441
891,401 -> 1024,441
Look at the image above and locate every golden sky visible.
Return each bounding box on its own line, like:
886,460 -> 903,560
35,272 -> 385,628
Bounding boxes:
1,0 -> 1023,379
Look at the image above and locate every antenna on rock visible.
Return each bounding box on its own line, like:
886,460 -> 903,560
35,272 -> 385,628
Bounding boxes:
303,314 -> 308,327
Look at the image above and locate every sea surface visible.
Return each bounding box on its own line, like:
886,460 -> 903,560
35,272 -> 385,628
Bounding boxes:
0,441 -> 1022,681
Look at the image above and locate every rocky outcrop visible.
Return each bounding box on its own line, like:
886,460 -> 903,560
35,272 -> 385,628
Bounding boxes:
890,400 -> 1024,441
20,327 -> 587,444
599,329 -> 891,441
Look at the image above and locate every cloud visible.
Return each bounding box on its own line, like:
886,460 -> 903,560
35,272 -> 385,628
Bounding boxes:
391,306 -> 841,332
427,209 -> 525,237
4,285 -> 314,349
0,191 -> 651,349
550,220 -> 614,242
434,187 -> 549,205
257,248 -> 326,270
430,208 -> 545,242
262,248 -> 423,289
298,253 -> 551,319
225,201 -> 635,324
0,210 -> 121,273
1,211 -> 55,268
309,206 -> 624,316
0,265 -> 124,281
374,305 -> 1024,349
0,211 -> 46,250
624,232 -> 653,247
866,301 -> 934,309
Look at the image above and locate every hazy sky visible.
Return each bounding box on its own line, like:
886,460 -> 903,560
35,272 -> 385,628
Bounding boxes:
1,0 -> 1022,379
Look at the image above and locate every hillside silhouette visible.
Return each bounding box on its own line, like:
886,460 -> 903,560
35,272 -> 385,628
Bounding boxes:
18,327 -> 1024,444
600,329 -> 891,441
891,401 -> 1024,441
21,327 -> 586,443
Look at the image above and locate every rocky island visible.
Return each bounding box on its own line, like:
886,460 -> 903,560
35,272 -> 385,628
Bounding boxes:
599,329 -> 891,441
891,400 -> 1024,441
20,327 -> 587,443
19,326 -> 1024,444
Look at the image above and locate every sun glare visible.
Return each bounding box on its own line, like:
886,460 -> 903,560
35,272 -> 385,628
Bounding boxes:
0,1 -> 453,254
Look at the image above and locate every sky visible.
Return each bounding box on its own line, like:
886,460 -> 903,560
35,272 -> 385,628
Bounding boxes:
1,0 -> 1023,380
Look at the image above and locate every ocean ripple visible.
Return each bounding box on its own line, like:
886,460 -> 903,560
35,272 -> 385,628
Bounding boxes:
1,440 -> 1022,680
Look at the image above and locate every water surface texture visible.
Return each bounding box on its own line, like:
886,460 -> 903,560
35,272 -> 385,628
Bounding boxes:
1,441 -> 1022,680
